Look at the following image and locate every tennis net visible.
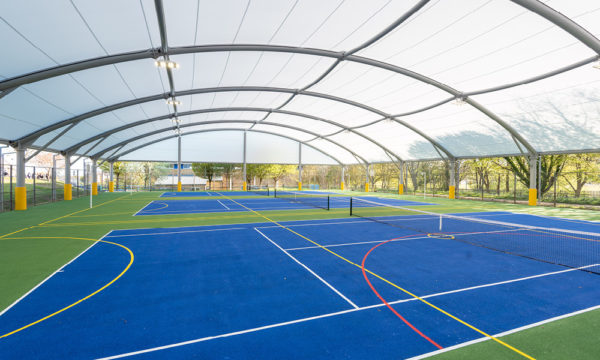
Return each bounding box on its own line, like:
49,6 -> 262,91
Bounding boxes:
274,189 -> 330,210
248,185 -> 269,196
350,197 -> 600,274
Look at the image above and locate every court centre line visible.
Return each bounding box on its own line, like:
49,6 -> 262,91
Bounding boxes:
0,230 -> 111,317
98,262 -> 595,359
217,199 -> 231,210
254,228 -> 358,309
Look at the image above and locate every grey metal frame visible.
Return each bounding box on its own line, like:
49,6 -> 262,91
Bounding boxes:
110,128 -> 345,165
91,120 -> 368,164
1,0 -> 599,164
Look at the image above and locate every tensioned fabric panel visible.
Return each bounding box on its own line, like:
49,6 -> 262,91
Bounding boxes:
162,0 -> 415,50
2,1 -> 600,165
358,0 -> 595,92
171,52 -> 336,91
357,121 -> 441,161
472,65 -> 600,153
300,143 -> 339,165
281,94 -> 382,128
306,138 -> 361,165
311,62 -> 451,115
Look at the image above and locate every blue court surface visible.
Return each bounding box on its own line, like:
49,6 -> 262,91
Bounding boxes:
1,212 -> 599,359
160,191 -> 266,197
135,196 -> 435,215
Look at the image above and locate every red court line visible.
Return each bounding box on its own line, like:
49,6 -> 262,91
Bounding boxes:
361,234 -> 444,350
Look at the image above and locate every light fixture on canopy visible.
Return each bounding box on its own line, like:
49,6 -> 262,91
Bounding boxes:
155,60 -> 180,69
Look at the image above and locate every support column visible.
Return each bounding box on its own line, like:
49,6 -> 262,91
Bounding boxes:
177,135 -> 182,192
64,155 -> 72,200
298,142 -> 302,191
340,166 -> 345,191
449,159 -> 456,199
242,131 -> 247,191
15,145 -> 27,210
109,162 -> 114,192
398,161 -> 404,195
365,164 -> 370,192
529,154 -> 537,206
91,158 -> 98,195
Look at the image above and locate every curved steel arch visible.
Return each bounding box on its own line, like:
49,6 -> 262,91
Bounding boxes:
110,128 -> 346,164
91,120 -> 369,165
64,107 -> 407,162
7,44 -> 538,156
24,86 -> 452,160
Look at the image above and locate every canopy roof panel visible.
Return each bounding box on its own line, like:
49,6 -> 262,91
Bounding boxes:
1,0 -> 599,165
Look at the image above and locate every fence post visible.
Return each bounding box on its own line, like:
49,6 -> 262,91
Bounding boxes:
553,175 -> 557,207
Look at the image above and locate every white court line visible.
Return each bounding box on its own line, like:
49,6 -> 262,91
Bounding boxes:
254,228 -> 358,309
0,231 -> 113,317
283,228 -> 523,251
408,301 -> 600,360
132,200 -> 153,217
216,200 -> 231,210
105,227 -> 247,238
205,192 -> 213,196
98,263 -> 598,360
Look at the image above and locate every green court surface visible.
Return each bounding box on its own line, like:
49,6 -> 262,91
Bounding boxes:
1,191 -> 599,359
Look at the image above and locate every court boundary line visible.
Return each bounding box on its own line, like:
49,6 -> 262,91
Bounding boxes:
254,228 -> 358,309
0,230 -> 111,317
132,200 -> 153,217
105,227 -> 247,238
407,303 -> 600,360
98,262 -> 596,359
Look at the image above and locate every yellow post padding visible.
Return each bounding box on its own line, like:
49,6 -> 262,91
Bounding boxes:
177,181 -> 182,192
340,181 -> 345,191
398,183 -> 404,195
92,182 -> 98,195
109,181 -> 114,192
243,182 -> 247,191
449,185 -> 455,199
528,188 -> 537,206
365,183 -> 369,192
298,182 -> 302,191
15,187 -> 27,211
64,183 -> 72,200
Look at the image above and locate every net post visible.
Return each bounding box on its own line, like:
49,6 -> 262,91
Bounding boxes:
327,195 -> 330,211
350,197 -> 353,216
439,214 -> 443,232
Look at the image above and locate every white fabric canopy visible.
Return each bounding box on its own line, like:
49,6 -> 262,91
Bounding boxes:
1,0 -> 599,165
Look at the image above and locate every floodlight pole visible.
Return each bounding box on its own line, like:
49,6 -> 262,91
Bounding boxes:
177,135 -> 182,192
298,142 -> 302,191
242,131 -> 247,191
528,154 -> 537,206
398,161 -> 404,195
449,159 -> 456,199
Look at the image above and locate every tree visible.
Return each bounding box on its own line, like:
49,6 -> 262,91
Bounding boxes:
192,163 -> 220,189
503,155 -> 567,196
246,164 -> 272,185
269,165 -> 294,188
99,161 -> 126,189
561,154 -> 600,197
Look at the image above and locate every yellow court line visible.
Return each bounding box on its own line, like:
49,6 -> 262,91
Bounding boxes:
0,236 -> 134,339
218,193 -> 535,360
